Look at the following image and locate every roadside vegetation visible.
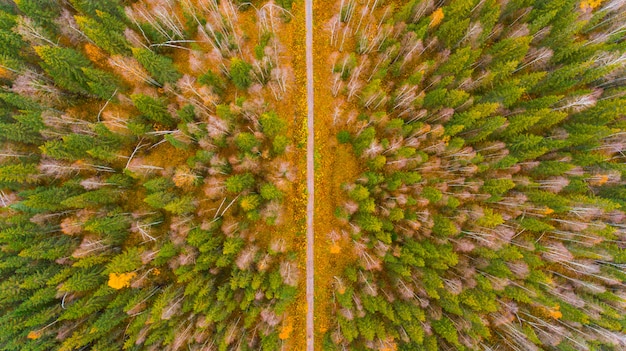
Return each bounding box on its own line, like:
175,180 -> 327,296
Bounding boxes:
318,0 -> 626,350
0,0 -> 306,350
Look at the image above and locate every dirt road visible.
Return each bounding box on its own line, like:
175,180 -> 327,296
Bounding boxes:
304,0 -> 315,349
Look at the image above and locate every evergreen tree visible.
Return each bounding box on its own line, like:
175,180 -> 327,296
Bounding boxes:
132,48 -> 182,86
131,94 -> 175,127
229,58 -> 252,90
75,11 -> 129,55
34,46 -> 92,94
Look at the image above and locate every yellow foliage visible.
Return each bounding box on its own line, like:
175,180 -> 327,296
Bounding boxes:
27,331 -> 41,340
429,8 -> 444,28
278,319 -> 293,340
152,268 -> 160,276
108,272 -> 137,290
330,242 -> 341,254
580,0 -> 603,11
543,207 -> 554,215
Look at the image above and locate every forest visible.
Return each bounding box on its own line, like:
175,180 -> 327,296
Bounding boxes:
0,0 -> 625,350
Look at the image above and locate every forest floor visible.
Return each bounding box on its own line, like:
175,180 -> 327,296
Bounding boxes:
311,0 -> 363,349
305,0 -> 315,348
286,2 -> 309,349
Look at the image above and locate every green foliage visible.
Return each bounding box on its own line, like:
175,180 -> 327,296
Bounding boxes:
15,0 -> 60,28
355,213 -> 383,232
432,316 -> 459,346
131,94 -> 175,127
260,183 -> 283,201
132,48 -> 182,86
352,127 -> 375,155
239,194 -> 261,211
421,186 -> 442,203
272,134 -> 289,154
198,70 -> 227,95
229,58 -> 252,89
348,185 -> 369,201
337,130 -> 351,144
61,189 -> 120,208
82,68 -> 120,100
0,163 -> 38,184
259,111 -> 286,138
163,196 -> 195,215
0,112 -> 43,145
76,12 -> 129,55
34,46 -> 92,94
431,215 -> 458,237
475,208 -> 504,228
481,178 -> 516,199
225,173 -> 255,193
105,248 -> 142,274
235,132 -> 259,153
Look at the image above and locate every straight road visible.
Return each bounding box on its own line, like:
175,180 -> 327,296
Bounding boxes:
304,0 -> 315,348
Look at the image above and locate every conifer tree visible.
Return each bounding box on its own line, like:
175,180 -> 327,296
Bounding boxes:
132,48 -> 182,86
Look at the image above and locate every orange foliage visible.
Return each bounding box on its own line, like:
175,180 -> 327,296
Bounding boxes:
543,207 -> 554,215
329,242 -> 341,254
83,43 -> 108,66
278,318 -> 294,340
591,174 -> 609,186
337,284 -> 346,295
429,8 -> 445,28
108,272 -> 137,290
0,67 -> 11,79
549,305 -> 562,319
27,331 -> 42,340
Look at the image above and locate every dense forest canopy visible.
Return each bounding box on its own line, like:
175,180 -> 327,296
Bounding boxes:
0,0 -> 625,350
0,0 -> 304,350
319,0 -> 626,350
